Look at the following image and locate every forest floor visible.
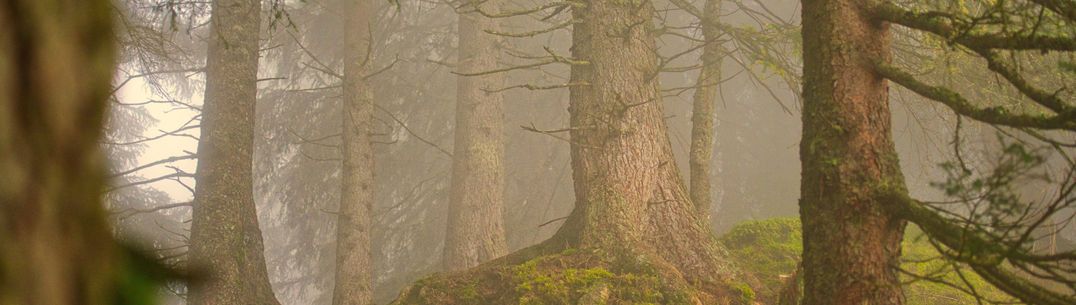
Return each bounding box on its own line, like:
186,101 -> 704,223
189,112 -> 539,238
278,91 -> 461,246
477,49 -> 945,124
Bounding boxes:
390,218 -> 1013,305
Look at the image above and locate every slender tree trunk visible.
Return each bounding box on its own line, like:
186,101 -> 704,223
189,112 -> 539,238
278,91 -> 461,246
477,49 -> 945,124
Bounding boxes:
799,1 -> 906,305
689,0 -> 724,228
333,0 -> 375,303
443,0 -> 509,270
0,1 -> 118,304
187,0 -> 280,304
551,0 -> 735,285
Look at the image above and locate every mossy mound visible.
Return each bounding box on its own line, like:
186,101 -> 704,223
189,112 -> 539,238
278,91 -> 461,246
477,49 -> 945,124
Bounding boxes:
391,248 -> 751,305
719,217 -> 1014,304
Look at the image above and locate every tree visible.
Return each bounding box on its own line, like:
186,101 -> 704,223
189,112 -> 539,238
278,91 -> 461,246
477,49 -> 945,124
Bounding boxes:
391,1 -> 747,303
334,0 -> 376,303
687,0 -> 725,227
796,1 -> 1076,305
797,0 -> 908,304
442,0 -> 511,271
187,0 -> 281,304
0,1 -> 121,304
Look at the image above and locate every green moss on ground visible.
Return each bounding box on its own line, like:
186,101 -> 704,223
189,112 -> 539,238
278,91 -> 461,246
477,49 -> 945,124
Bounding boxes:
719,217 -> 1014,304
391,248 -> 745,305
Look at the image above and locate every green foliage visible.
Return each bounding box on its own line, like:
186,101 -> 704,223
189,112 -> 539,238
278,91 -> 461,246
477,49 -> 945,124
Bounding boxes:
720,218 -> 1014,304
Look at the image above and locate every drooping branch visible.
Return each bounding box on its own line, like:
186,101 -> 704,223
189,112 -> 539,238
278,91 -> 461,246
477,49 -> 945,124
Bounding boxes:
869,1 -> 1076,51
976,50 -> 1072,114
881,191 -> 1076,305
112,201 -> 194,220
873,61 -> 1076,131
1028,0 -> 1076,22
109,153 -> 198,178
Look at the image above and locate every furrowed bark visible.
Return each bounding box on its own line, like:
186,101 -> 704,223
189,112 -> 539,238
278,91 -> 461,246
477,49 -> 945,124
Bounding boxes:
556,0 -> 735,284
187,0 -> 281,304
334,0 -> 376,303
799,0 -> 907,304
443,0 -> 510,270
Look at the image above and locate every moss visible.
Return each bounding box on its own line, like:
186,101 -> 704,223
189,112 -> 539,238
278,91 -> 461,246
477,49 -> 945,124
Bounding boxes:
730,282 -> 755,304
719,217 -> 801,292
510,253 -> 690,305
459,280 -> 479,304
391,247 -> 716,305
719,217 -> 1015,304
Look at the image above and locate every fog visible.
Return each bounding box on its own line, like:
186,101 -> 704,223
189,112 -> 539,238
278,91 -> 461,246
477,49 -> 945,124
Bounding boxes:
83,0 -> 1076,304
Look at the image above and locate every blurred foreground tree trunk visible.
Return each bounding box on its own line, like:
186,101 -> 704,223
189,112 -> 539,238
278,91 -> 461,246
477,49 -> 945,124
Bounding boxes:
187,0 -> 280,304
0,1 -> 119,304
798,0 -> 907,304
443,0 -> 510,270
688,0 -> 724,229
333,0 -> 375,303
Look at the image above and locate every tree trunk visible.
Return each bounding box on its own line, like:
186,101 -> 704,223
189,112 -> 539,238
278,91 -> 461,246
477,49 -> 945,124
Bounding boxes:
552,0 -> 735,284
187,0 -> 280,304
388,3 -> 745,304
443,0 -> 510,271
799,1 -> 906,305
0,1 -> 119,304
333,0 -> 375,303
689,0 -> 724,228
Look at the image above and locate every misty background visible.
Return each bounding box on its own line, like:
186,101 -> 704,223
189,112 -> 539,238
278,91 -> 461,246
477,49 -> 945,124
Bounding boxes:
102,0 -> 1076,304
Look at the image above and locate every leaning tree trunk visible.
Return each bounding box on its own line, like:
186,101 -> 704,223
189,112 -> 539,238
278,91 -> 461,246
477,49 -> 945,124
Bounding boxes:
0,1 -> 119,304
799,1 -> 907,305
688,0 -> 724,228
551,0 -> 735,285
333,0 -> 375,303
442,0 -> 510,270
187,0 -> 281,304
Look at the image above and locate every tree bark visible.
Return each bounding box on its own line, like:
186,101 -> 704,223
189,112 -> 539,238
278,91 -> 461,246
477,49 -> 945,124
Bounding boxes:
442,0 -> 510,271
0,1 -> 119,304
333,0 -> 375,303
799,1 -> 906,305
187,0 -> 280,304
689,0 -> 724,228
550,0 -> 735,285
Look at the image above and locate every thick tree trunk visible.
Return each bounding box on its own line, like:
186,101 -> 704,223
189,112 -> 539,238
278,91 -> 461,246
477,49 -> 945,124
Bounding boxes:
333,0 -> 375,303
442,0 -> 509,271
689,0 -> 724,228
0,1 -> 118,304
388,3 -> 745,304
799,1 -> 906,305
187,0 -> 280,304
552,0 -> 734,284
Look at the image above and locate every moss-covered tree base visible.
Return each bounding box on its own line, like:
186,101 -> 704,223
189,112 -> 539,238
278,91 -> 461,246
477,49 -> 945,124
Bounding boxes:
391,246 -> 756,305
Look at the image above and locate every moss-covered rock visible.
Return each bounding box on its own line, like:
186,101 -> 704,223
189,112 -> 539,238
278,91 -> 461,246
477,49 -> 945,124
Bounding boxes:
719,217 -> 1015,304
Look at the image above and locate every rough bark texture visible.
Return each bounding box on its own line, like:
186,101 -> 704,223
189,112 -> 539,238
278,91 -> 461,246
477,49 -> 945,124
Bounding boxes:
0,1 -> 119,304
443,0 -> 510,271
333,0 -> 375,303
554,0 -> 735,284
688,0 -> 724,228
388,2 -> 746,304
799,0 -> 907,305
187,0 -> 281,304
